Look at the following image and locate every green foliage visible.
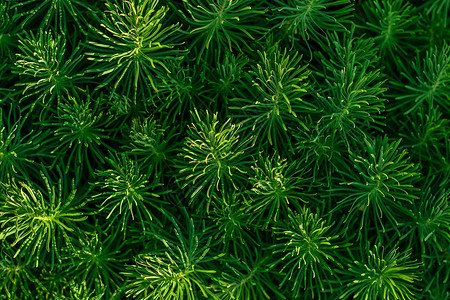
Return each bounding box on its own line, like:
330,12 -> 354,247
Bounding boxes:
246,154 -> 311,228
181,0 -> 266,61
0,1 -> 17,59
0,169 -> 88,268
230,44 -> 312,152
86,0 -> 185,100
11,0 -> 92,33
317,25 -> 380,71
421,252 -> 450,299
398,106 -> 449,167
176,109 -> 251,211
402,174 -> 450,256
314,59 -> 386,147
0,107 -> 49,182
2,0 -> 447,298
214,251 -> 284,300
153,60 -> 204,121
206,192 -> 258,258
0,244 -> 38,299
359,0 -> 421,64
391,43 -> 450,114
422,0 -> 450,28
339,245 -> 422,300
204,52 -> 248,104
270,0 -> 354,41
332,136 -> 420,237
91,153 -> 167,235
42,94 -> 117,174
123,209 -> 219,299
64,280 -> 107,300
293,123 -> 347,183
125,117 -> 179,176
271,207 -> 350,299
13,30 -> 87,118
313,27 -> 386,148
63,230 -> 130,296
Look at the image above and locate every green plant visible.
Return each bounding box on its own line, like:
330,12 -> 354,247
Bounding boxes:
64,280 -> 107,300
0,106 -> 50,183
293,123 -> 347,185
269,0 -> 354,41
2,0 -> 447,297
205,192 -> 258,258
421,0 -> 450,28
315,25 -> 379,73
0,1 -> 17,59
11,0 -> 92,33
390,43 -> 450,114
153,60 -> 204,122
246,154 -> 311,228
86,0 -> 185,101
271,207 -> 350,299
91,152 -> 167,235
421,251 -> 450,299
33,265 -> 72,298
42,93 -> 117,174
230,44 -> 312,152
312,29 -> 386,148
0,168 -> 88,268
214,251 -> 284,300
123,209 -> 220,299
314,61 -> 386,148
181,0 -> 266,61
398,106 -> 449,168
331,136 -> 420,238
63,230 -> 130,296
125,117 -> 179,177
359,0 -> 421,65
339,245 -> 422,300
13,30 -> 88,119
0,244 -> 38,299
205,52 -> 248,104
401,174 -> 450,256
175,109 -> 252,211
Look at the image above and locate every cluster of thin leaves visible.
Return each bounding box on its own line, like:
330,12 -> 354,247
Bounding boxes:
1,0 -> 449,299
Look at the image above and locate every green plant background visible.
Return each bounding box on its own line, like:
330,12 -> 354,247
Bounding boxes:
0,0 -> 449,299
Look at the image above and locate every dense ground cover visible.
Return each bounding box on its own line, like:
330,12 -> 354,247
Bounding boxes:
0,0 -> 449,299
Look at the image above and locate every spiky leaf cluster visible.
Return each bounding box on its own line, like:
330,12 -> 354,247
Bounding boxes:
391,43 -> 450,114
206,192 -> 258,258
269,0 -> 354,42
91,153 -> 167,235
63,230 -> 130,296
125,117 -> 179,176
332,136 -> 420,237
0,169 -> 88,268
0,245 -> 38,299
181,0 -> 266,60
359,0 -> 422,65
86,0 -> 185,100
339,245 -> 422,300
176,109 -> 251,211
214,251 -> 283,300
13,30 -> 87,117
42,94 -> 117,173
11,0 -> 92,34
246,154 -> 311,228
2,0 -> 448,298
123,210 -> 219,300
0,107 -> 49,182
271,207 -> 350,299
230,44 -> 311,152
